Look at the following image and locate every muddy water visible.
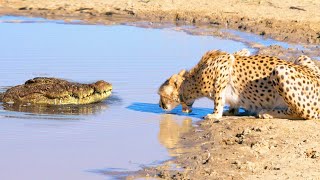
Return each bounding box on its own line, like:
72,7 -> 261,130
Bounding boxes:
0,16 -> 248,180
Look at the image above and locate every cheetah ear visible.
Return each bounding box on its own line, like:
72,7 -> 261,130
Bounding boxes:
178,69 -> 186,76
169,73 -> 184,88
169,74 -> 179,84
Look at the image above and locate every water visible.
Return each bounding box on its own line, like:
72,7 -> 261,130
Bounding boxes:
0,16 -> 248,180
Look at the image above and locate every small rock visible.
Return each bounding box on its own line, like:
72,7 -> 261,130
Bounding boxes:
305,148 -> 320,159
18,7 -> 28,10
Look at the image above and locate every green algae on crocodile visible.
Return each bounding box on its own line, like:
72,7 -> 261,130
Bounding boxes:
0,77 -> 112,105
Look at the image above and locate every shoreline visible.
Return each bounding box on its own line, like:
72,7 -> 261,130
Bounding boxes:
1,0 -> 320,45
1,7 -> 320,61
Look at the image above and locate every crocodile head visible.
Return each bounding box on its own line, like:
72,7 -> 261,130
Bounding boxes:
1,77 -> 112,105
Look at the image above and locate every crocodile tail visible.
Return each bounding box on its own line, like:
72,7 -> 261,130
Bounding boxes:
0,92 -> 3,102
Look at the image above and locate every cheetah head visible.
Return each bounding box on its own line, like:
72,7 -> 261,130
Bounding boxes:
158,70 -> 193,113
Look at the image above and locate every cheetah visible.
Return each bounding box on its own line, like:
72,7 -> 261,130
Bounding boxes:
158,49 -> 320,120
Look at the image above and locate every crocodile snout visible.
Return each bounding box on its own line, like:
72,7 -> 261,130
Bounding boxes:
93,80 -> 112,93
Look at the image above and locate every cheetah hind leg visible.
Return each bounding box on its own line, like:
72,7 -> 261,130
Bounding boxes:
258,108 -> 301,119
269,65 -> 320,119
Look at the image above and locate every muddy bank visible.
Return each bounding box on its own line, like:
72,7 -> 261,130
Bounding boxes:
1,0 -> 320,44
128,117 -> 320,179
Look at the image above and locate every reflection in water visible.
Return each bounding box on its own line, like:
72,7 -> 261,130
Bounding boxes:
92,168 -> 134,180
0,89 -> 121,115
158,114 -> 192,156
126,102 -> 212,119
2,102 -> 108,115
127,102 -> 247,118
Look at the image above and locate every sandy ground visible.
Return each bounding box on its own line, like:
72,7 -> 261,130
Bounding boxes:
1,1 -> 320,179
1,0 -> 320,44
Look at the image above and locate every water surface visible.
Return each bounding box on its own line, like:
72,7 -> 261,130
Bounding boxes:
0,16 -> 248,180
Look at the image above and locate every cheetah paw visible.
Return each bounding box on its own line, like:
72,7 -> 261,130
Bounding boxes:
204,114 -> 222,123
182,106 -> 192,113
258,110 -> 274,119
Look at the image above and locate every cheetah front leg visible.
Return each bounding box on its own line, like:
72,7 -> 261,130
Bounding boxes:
204,54 -> 234,121
205,86 -> 228,120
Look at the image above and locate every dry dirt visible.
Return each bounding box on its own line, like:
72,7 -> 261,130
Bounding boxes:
1,0 -> 320,44
1,1 -> 320,179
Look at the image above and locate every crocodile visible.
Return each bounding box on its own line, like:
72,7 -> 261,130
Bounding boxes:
0,77 -> 112,105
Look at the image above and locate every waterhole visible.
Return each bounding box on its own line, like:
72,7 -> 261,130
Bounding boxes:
0,16 -> 249,179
